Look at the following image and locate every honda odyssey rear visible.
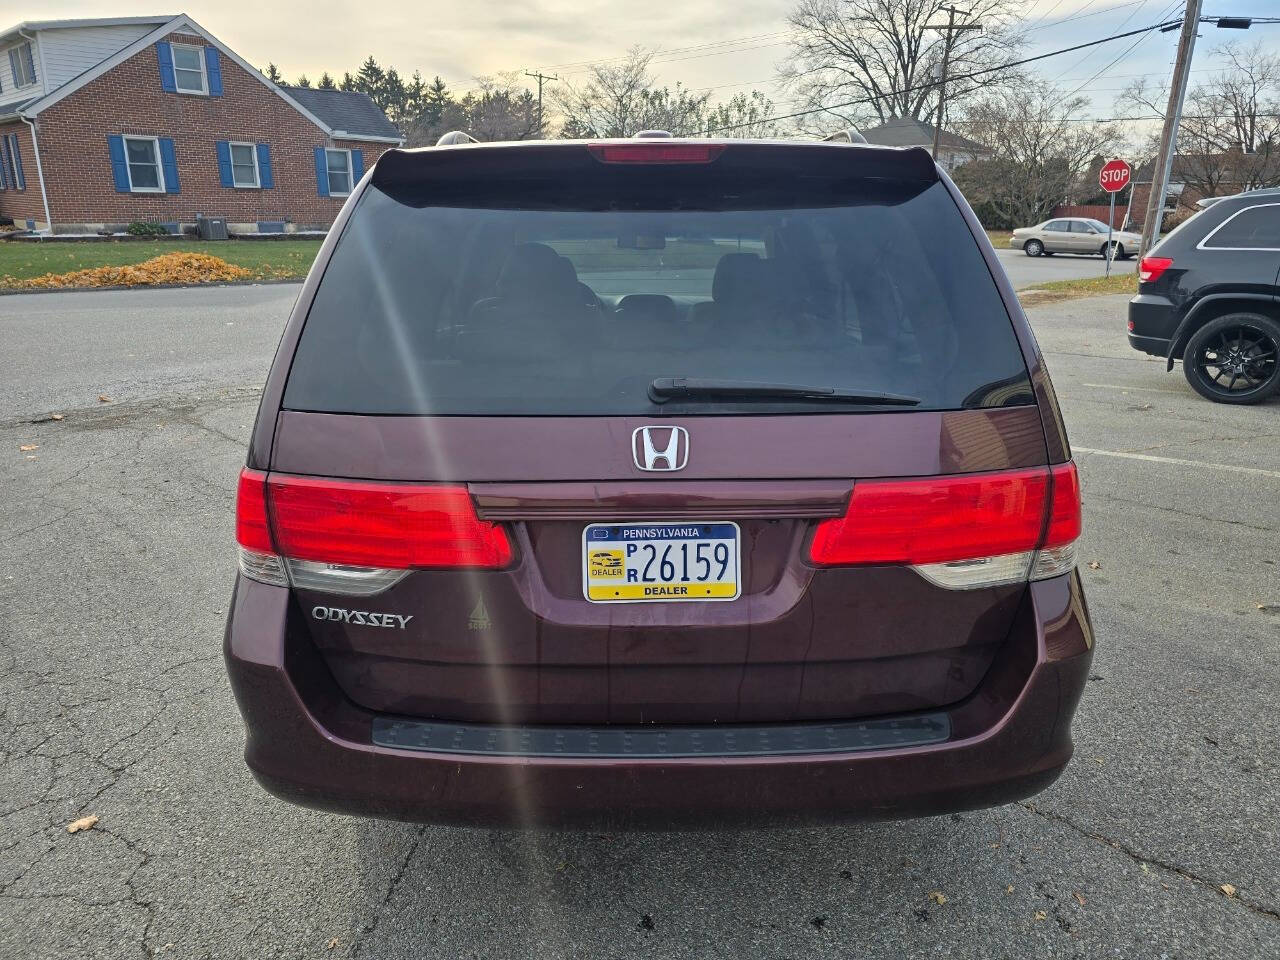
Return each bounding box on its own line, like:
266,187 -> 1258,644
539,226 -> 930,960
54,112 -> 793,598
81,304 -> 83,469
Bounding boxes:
224,137 -> 1093,827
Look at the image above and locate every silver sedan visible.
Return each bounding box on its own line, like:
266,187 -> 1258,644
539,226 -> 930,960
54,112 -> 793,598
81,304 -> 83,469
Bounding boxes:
1010,217 -> 1141,259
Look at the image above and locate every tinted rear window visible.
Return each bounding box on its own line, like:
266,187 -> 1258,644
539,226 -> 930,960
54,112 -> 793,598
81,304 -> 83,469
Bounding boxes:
1202,203 -> 1280,249
284,155 -> 1032,415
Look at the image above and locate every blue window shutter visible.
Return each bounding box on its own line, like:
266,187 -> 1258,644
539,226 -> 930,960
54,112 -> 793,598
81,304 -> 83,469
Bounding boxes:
22,44 -> 35,83
108,135 -> 130,192
158,138 -> 180,194
10,136 -> 23,189
156,42 -> 176,92
351,149 -> 365,184
0,139 -> 9,190
314,147 -> 329,197
204,47 -> 223,96
8,49 -> 18,86
256,143 -> 274,189
215,141 -> 233,187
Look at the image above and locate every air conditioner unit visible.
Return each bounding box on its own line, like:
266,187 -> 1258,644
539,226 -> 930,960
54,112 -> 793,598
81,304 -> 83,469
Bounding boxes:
196,215 -> 228,240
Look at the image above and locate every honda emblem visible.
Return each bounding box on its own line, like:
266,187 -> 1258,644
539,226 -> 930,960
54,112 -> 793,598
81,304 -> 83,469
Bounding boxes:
632,426 -> 689,472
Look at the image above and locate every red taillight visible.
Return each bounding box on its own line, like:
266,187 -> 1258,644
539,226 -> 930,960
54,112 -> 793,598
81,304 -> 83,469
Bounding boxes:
808,463 -> 1082,582
808,468 -> 1051,567
266,475 -> 511,570
1138,256 -> 1173,283
236,468 -> 273,552
587,142 -> 726,164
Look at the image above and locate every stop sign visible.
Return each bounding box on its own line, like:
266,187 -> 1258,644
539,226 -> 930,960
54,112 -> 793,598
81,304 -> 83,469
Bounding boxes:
1099,158 -> 1131,193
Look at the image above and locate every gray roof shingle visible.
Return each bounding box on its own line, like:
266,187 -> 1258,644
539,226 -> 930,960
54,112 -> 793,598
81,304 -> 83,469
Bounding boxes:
281,85 -> 400,140
860,117 -> 987,154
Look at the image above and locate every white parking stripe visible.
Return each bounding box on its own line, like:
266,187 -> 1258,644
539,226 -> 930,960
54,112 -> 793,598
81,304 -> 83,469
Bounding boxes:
1080,382 -> 1184,395
1073,447 -> 1280,480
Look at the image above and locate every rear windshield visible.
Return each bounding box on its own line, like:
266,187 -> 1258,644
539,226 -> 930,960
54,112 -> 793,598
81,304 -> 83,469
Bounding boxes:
284,159 -> 1032,415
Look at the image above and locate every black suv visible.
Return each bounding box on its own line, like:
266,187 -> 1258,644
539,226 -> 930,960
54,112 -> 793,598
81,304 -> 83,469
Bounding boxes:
1128,189 -> 1280,404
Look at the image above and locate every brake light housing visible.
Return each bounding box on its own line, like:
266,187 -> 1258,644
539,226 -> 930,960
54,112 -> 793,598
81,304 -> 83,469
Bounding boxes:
808,464 -> 1081,589
1138,256 -> 1173,283
235,468 -> 512,595
587,142 -> 726,164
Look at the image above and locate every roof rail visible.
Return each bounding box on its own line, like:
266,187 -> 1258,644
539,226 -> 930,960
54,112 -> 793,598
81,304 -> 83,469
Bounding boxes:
634,130 -> 674,138
823,129 -> 867,144
435,131 -> 478,146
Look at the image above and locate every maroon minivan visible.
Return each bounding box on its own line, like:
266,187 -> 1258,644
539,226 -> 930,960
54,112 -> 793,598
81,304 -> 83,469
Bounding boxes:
225,136 -> 1093,827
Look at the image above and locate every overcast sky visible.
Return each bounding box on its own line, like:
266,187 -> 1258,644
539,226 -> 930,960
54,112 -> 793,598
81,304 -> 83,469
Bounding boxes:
11,0 -> 1280,122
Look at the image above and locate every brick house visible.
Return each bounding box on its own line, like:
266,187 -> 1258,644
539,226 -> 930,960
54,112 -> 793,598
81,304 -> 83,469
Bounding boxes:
0,13 -> 402,234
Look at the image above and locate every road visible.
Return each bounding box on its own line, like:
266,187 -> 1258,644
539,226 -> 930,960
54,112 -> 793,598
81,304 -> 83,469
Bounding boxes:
994,245 -> 1118,288
1,284 -> 1277,960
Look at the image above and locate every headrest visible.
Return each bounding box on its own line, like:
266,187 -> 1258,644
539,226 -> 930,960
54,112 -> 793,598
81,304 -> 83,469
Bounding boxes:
496,243 -> 575,299
712,252 -> 771,304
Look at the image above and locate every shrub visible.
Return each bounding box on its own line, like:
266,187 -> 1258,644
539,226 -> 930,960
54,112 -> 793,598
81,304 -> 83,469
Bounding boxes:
125,221 -> 171,237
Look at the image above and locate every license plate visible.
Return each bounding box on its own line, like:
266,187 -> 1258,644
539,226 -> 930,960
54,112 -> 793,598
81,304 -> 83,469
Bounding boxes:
582,522 -> 741,603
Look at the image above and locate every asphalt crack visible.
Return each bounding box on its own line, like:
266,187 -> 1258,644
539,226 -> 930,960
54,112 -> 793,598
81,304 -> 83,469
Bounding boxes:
1021,802 -> 1280,922
352,826 -> 427,958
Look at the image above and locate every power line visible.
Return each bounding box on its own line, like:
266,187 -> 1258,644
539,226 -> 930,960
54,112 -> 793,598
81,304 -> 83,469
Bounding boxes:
1025,0 -> 1148,33
1057,0 -> 1179,94
706,15 -> 1190,133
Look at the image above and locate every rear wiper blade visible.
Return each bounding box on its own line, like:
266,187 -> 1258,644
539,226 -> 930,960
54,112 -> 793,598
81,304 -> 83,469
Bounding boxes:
648,377 -> 921,406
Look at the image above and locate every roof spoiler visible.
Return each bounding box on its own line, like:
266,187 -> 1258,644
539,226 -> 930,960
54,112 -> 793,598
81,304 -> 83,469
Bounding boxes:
823,129 -> 868,144
435,131 -> 478,146
372,139 -> 939,191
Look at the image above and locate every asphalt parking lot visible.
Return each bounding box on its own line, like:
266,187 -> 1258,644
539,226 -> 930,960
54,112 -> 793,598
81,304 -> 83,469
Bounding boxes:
1,284 -> 1277,959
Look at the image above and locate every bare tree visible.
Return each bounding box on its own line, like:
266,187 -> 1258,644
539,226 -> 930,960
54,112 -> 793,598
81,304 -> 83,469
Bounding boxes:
952,81 -> 1122,228
554,47 -> 711,137
706,90 -> 785,138
781,0 -> 1023,133
1121,41 -> 1280,196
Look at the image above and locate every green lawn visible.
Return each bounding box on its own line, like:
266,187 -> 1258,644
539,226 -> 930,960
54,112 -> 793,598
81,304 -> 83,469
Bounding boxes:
1017,269 -> 1137,305
0,238 -> 323,283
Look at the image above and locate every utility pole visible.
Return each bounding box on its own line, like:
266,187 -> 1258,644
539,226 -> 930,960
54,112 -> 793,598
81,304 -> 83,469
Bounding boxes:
524,70 -> 559,136
925,5 -> 982,163
1139,0 -> 1204,259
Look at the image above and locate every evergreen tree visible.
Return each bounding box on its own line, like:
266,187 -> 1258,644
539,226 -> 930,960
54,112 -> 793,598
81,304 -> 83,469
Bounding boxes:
295,74 -> 311,88
262,62 -> 283,84
340,72 -> 357,92
317,71 -> 336,90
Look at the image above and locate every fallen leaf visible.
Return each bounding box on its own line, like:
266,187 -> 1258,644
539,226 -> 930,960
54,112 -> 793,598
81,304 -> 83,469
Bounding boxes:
19,444 -> 37,452
66,814 -> 98,833
1088,560 -> 1101,570
1140,863 -> 1150,875
1094,757 -> 1105,765
97,395 -> 111,403
1005,885 -> 1015,895
1034,910 -> 1048,921
989,842 -> 1001,849
1220,883 -> 1237,898
326,937 -> 340,950
51,413 -> 65,421
1073,891 -> 1086,907
928,891 -> 947,905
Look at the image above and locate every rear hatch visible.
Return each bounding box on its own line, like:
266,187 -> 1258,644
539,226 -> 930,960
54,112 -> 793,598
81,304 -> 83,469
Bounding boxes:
249,140 -> 1068,726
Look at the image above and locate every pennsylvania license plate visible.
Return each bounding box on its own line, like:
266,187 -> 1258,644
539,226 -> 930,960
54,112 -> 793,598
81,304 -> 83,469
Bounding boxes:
582,522 -> 741,603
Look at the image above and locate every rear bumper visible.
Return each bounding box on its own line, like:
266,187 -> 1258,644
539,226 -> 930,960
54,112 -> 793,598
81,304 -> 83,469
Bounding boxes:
224,574 -> 1094,828
1128,294 -> 1177,357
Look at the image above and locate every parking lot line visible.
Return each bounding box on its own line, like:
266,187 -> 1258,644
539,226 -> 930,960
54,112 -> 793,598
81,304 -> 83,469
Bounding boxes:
1073,446 -> 1280,480
1080,382 -> 1185,395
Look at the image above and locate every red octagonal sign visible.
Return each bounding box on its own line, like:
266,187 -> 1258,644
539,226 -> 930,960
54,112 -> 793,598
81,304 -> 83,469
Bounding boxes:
1099,158 -> 1131,194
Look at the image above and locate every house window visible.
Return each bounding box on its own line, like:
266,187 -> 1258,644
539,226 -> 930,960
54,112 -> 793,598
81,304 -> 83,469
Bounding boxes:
171,43 -> 208,94
124,136 -> 164,192
325,149 -> 352,195
9,42 -> 36,87
229,142 -> 259,188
